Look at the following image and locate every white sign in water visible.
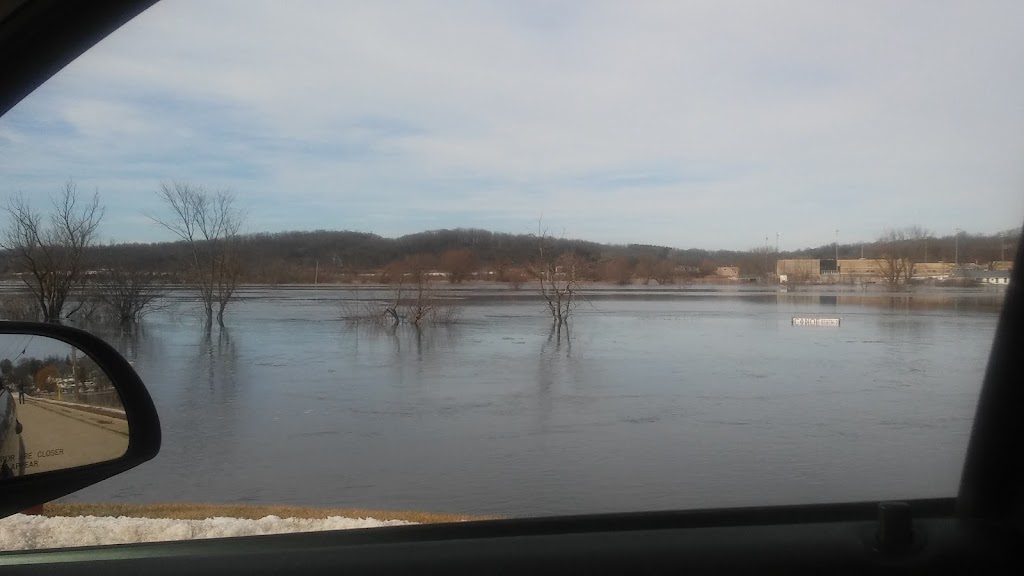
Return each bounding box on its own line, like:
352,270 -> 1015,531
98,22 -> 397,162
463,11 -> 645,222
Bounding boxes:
792,317 -> 841,327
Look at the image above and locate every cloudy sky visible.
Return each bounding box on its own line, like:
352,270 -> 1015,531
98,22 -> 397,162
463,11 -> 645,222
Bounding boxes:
1,0 -> 1022,250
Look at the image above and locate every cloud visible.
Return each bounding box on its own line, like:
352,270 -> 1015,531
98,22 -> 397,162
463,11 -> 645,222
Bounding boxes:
0,0 -> 1022,249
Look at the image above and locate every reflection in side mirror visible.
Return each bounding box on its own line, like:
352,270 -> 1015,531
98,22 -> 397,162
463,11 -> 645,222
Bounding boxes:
0,322 -> 159,520
0,334 -> 128,478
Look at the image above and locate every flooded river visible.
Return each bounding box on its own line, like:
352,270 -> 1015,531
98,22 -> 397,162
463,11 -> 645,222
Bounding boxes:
62,286 -> 1002,517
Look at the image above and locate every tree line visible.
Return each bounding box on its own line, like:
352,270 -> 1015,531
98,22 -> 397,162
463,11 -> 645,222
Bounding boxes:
92,224 -> 1015,285
0,353 -> 110,393
0,180 -> 242,328
0,180 -> 1019,328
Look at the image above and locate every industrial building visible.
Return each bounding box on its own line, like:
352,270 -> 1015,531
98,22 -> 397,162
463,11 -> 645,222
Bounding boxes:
775,259 -> 820,279
775,257 -> 1010,284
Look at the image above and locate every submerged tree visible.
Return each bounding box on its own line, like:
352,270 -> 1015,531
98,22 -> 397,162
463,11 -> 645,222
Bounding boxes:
94,263 -> 168,325
152,181 -> 244,329
899,226 -> 931,284
876,226 -> 931,289
381,254 -> 461,326
529,225 -> 582,334
0,180 -> 104,322
876,246 -> 906,290
642,258 -> 677,285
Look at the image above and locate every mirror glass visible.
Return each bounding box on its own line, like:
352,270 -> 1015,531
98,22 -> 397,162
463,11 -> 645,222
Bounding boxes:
0,334 -> 128,477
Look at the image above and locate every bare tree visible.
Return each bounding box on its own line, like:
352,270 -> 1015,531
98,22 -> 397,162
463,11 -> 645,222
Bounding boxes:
388,254 -> 460,326
603,256 -> 634,285
395,254 -> 432,325
438,248 -> 477,284
899,225 -> 931,284
94,265 -> 168,325
492,259 -> 510,283
151,181 -> 243,329
784,267 -> 814,290
650,260 -> 677,285
528,225 -> 582,334
875,226 -> 931,289
633,256 -> 676,285
876,229 -> 908,289
1,181 -> 103,322
0,292 -> 38,321
340,255 -> 461,327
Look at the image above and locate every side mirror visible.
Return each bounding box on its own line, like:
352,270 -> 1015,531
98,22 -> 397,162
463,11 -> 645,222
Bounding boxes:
0,322 -> 160,519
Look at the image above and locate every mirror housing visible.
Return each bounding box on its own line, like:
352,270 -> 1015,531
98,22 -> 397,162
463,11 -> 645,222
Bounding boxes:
0,322 -> 160,518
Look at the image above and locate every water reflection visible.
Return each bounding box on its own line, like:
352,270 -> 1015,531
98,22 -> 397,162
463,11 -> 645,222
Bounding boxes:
150,327 -> 243,503
340,323 -> 463,362
832,293 -> 1003,312
198,329 -> 238,393
535,323 -> 582,431
78,322 -> 156,363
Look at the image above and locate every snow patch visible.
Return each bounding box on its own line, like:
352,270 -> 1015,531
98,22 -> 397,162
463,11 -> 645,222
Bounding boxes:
0,514 -> 413,551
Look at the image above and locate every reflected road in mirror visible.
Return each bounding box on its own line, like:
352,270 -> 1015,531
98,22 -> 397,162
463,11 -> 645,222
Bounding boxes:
0,335 -> 128,477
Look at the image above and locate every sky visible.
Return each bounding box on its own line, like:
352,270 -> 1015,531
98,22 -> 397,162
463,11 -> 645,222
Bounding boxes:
1,0 -> 1023,251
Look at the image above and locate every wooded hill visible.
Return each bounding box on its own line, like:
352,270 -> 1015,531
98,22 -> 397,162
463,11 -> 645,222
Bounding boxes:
48,227 -> 1017,284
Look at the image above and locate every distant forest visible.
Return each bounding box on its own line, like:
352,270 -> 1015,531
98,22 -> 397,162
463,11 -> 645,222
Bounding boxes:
4,182 -> 1015,328
28,226 -> 1016,285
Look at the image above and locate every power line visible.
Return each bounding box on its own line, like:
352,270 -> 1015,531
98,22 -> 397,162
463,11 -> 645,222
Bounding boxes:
12,335 -> 35,362
0,334 -> 30,362
0,336 -> 21,360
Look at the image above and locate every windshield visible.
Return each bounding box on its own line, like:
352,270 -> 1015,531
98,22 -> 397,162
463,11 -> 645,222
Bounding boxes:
0,0 -> 1021,550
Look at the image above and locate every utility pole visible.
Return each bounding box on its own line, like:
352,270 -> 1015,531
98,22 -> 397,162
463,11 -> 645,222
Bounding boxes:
314,260 -> 319,285
954,227 -> 962,270
774,232 -> 780,277
66,346 -> 78,401
834,229 -> 839,264
764,236 -> 769,272
1000,232 -> 1005,261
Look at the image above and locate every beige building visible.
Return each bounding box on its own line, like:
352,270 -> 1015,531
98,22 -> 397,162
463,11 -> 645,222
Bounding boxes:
913,262 -> 954,278
716,266 -> 740,278
776,259 -> 819,278
771,256 -> 1007,283
837,259 -> 880,276
835,259 -> 954,280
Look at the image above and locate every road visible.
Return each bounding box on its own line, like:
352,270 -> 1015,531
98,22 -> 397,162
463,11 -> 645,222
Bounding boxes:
15,401 -> 128,474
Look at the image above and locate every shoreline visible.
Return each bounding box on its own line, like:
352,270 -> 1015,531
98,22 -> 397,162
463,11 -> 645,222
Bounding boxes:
0,278 -> 1009,292
211,282 -> 1009,301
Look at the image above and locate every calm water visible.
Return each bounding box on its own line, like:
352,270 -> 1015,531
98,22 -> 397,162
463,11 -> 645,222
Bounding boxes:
63,287 -> 1002,517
